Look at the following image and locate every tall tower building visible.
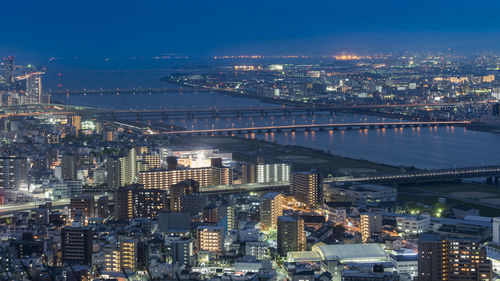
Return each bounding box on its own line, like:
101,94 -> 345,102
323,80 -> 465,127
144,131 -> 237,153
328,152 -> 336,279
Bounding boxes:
260,192 -> 283,230
277,216 -> 306,256
61,154 -> 78,181
360,213 -> 383,242
106,156 -> 121,189
120,147 -> 137,186
2,56 -> 14,87
291,171 -> 323,208
25,73 -> 42,104
418,233 -> 492,281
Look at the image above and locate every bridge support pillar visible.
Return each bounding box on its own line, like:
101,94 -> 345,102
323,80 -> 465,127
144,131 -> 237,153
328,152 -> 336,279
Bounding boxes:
496,176 -> 499,185
487,176 -> 493,185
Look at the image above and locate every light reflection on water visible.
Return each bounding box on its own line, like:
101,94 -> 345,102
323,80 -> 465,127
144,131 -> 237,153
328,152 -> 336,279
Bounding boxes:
57,91 -> 500,169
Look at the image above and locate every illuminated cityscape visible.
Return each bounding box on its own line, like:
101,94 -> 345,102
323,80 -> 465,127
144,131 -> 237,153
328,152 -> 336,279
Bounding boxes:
2,1 -> 500,281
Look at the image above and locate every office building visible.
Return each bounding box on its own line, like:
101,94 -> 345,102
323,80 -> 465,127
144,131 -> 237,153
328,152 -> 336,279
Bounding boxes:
196,226 -> 224,253
417,233 -> 492,281
0,156 -> 28,189
291,171 -> 323,208
138,166 -> 232,189
114,185 -> 167,220
277,216 -> 306,256
260,192 -> 283,230
361,213 -> 383,242
396,215 -> 430,235
61,227 -> 93,264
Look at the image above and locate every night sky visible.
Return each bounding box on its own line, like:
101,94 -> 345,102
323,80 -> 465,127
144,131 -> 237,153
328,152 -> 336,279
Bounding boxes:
2,0 -> 500,61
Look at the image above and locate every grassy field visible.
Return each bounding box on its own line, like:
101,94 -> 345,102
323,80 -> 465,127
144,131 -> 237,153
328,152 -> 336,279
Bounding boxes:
398,182 -> 500,217
407,181 -> 500,196
170,135 -> 401,175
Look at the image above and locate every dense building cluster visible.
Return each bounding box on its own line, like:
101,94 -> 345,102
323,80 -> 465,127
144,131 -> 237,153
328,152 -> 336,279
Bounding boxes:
1,54 -> 500,281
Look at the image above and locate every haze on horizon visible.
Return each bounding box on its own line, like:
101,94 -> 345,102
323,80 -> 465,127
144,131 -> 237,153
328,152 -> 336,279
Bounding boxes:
2,0 -> 500,63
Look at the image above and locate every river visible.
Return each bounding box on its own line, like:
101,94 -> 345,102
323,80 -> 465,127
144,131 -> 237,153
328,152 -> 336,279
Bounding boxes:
47,68 -> 500,170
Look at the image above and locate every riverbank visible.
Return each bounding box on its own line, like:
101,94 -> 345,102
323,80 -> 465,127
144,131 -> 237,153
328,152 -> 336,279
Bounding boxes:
170,135 -> 405,175
170,135 -> 500,216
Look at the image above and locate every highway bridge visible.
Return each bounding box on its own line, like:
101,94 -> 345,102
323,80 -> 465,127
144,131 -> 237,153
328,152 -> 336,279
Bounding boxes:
0,102 -> 487,120
326,165 -> 500,184
86,103 -> 475,120
47,87 -> 204,95
154,121 -> 470,136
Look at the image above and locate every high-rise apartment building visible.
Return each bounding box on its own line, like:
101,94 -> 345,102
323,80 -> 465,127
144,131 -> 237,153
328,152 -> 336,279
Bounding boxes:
138,166 -> 232,189
25,73 -> 42,104
0,156 -> 28,189
114,185 -> 167,220
106,148 -> 138,189
277,216 -> 306,256
2,56 -> 14,86
242,162 -> 290,184
418,233 -> 492,281
256,163 -> 290,183
169,179 -> 199,212
172,238 -> 194,266
103,239 -> 137,273
106,156 -> 121,189
260,192 -> 283,230
61,226 -> 93,264
196,226 -> 224,253
291,171 -> 323,208
120,147 -> 137,187
360,213 -> 383,242
61,154 -> 77,181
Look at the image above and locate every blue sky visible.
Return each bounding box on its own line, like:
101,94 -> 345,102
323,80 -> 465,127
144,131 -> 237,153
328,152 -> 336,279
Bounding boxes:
2,0 -> 500,60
